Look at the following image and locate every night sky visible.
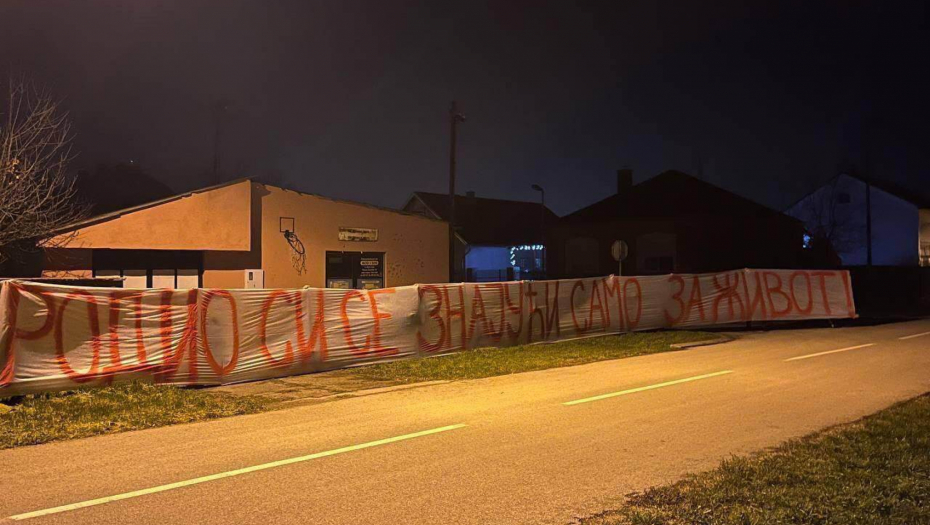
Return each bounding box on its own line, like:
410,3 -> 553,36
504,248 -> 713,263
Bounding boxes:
2,1 -> 928,215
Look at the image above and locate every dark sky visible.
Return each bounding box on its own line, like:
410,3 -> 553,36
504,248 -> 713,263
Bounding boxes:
2,1 -> 928,215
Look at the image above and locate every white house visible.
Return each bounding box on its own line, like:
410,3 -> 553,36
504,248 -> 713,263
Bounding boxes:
786,173 -> 930,266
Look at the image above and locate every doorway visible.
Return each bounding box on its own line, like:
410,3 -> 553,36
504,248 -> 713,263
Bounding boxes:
325,251 -> 385,289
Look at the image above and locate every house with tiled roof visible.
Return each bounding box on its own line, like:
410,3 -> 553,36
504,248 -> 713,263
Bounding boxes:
786,172 -> 930,266
549,169 -> 827,278
403,191 -> 558,281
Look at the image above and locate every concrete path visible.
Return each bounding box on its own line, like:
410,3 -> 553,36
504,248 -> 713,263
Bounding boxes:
2,320 -> 929,524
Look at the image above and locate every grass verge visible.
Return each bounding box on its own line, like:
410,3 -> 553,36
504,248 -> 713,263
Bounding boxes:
580,394 -> 930,525
0,381 -> 271,450
0,330 -> 717,449
350,331 -> 718,383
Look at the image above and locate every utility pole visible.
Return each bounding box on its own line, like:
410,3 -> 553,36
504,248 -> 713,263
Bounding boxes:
212,99 -> 230,184
865,177 -> 873,267
862,109 -> 875,267
531,184 -> 546,278
448,101 -> 465,282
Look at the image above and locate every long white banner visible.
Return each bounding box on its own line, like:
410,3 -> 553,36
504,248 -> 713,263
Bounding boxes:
0,269 -> 856,396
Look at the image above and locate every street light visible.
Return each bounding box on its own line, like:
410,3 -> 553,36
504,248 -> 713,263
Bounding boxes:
531,184 -> 546,278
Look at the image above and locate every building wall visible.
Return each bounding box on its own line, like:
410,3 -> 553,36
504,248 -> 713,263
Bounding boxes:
786,174 -> 919,266
45,181 -> 448,289
465,246 -> 511,272
34,249 -> 91,279
53,180 -> 251,251
550,213 -> 812,279
247,183 -> 448,289
550,218 -> 673,278
202,183 -> 264,288
871,186 -> 919,266
402,194 -> 464,282
919,210 -> 930,266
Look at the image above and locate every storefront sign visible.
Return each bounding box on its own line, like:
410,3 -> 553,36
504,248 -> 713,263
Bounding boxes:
338,227 -> 378,242
358,253 -> 384,288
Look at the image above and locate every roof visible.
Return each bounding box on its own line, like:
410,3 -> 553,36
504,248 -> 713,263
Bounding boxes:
55,177 -> 445,236
53,178 -> 251,234
843,173 -> 930,209
563,170 -> 796,224
409,192 -> 559,246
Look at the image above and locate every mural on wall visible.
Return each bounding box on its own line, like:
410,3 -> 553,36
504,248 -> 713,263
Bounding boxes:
0,269 -> 856,396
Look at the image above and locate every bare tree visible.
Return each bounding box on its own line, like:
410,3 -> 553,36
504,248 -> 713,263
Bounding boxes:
0,76 -> 86,264
802,175 -> 862,257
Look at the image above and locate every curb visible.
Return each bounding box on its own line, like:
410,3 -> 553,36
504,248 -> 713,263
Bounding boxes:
669,334 -> 735,350
275,380 -> 451,408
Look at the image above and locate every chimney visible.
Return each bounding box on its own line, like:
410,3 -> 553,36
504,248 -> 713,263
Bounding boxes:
617,168 -> 633,195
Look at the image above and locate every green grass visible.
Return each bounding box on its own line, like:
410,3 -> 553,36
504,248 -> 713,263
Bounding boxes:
0,381 -> 271,450
350,331 -> 719,383
580,394 -> 930,525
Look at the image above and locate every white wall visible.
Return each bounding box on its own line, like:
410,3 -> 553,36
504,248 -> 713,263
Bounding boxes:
786,174 -> 919,266
919,210 -> 930,266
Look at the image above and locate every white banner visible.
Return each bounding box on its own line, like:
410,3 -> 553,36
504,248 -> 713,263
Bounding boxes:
0,269 -> 856,396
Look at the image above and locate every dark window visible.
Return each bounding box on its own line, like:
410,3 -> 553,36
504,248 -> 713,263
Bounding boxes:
92,250 -> 202,288
802,233 -> 813,249
644,256 -> 674,273
326,251 -> 385,289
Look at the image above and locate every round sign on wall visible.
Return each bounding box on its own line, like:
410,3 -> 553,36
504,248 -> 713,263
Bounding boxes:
611,240 -> 629,262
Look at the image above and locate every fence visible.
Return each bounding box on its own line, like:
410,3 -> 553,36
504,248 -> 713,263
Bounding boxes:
0,268 -> 856,396
845,266 -> 930,317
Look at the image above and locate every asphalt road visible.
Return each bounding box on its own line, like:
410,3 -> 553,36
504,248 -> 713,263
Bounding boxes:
2,320 -> 930,525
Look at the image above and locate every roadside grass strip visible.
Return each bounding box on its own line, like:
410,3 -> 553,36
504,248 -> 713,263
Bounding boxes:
0,331 -> 715,450
8,424 -> 467,521
0,382 -> 271,450
352,331 -> 717,384
563,370 -> 734,406
578,394 -> 930,525
784,343 -> 875,362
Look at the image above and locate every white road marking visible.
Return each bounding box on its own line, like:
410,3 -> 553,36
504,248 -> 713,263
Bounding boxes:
563,370 -> 734,406
898,331 -> 930,341
784,343 -> 875,362
8,424 -> 467,521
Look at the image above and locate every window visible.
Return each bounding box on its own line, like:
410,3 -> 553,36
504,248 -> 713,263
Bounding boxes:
802,233 -> 813,249
636,232 -> 676,275
92,250 -> 202,288
123,269 -> 147,288
325,251 -> 385,289
152,269 -> 175,289
177,269 -> 200,289
93,268 -> 200,288
921,244 -> 930,267
508,244 -> 545,279
564,237 -> 599,277
644,256 -> 674,273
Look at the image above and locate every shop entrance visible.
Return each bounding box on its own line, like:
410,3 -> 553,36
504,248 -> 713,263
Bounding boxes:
325,251 -> 385,289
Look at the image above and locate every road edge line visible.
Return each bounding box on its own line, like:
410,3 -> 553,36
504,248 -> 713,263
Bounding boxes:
8,423 -> 467,521
563,370 -> 734,406
784,343 -> 875,362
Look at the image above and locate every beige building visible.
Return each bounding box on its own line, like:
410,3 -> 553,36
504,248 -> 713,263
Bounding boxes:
44,180 -> 449,289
